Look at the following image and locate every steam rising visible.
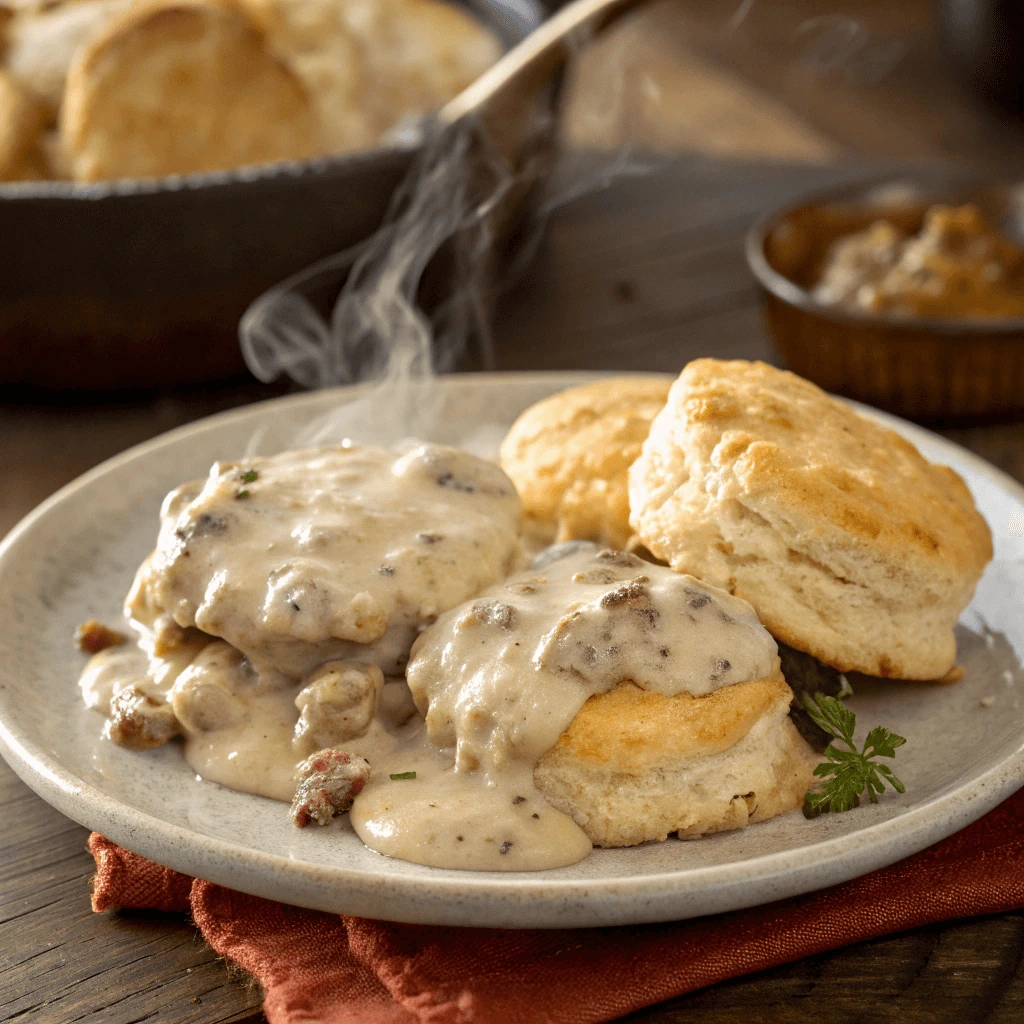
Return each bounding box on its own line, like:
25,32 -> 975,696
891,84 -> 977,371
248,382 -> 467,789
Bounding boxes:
238,0 -> 910,455
241,116 -> 516,447
792,16 -> 905,87
239,17 -> 657,452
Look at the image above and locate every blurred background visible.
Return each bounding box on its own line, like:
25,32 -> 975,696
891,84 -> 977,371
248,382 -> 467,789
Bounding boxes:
5,0 -> 1024,530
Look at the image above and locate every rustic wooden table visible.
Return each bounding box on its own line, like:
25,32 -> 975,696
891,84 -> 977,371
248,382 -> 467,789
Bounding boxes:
4,2 -> 1024,1021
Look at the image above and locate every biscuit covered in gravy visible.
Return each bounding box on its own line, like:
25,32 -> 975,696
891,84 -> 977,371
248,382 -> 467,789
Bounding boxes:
129,442 -> 521,679
407,545 -> 780,777
368,544 -> 810,861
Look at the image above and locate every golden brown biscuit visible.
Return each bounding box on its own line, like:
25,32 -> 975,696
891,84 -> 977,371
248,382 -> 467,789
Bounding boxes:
241,0 -> 498,151
3,0 -> 132,120
500,377 -> 671,549
534,673 -> 817,846
239,0 -> 375,153
354,0 -> 501,137
629,359 -> 993,679
0,67 -> 47,180
61,0 -> 324,181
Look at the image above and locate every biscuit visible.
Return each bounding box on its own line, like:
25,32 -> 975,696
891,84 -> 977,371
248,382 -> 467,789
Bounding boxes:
4,0 -> 132,119
241,0 -> 498,150
534,674 -> 817,846
629,359 -> 993,679
61,0 -> 324,181
500,377 -> 671,549
239,0 -> 376,153
129,443 -> 521,680
0,67 -> 46,180
355,0 -> 501,138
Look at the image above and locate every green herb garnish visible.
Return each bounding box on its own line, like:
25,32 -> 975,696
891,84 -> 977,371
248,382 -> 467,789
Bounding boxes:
240,469 -> 258,484
236,489 -> 250,500
802,691 -> 906,817
389,771 -> 417,780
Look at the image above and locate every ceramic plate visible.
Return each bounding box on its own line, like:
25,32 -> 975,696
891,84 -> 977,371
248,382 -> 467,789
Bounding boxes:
1,372 -> 1023,929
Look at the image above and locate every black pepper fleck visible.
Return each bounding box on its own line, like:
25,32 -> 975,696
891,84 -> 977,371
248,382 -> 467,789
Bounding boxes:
499,841 -> 513,854
531,813 -> 540,819
437,471 -> 476,493
175,513 -> 228,542
512,796 -> 526,805
467,600 -> 517,629
378,565 -> 396,576
710,657 -> 732,681
417,532 -> 443,544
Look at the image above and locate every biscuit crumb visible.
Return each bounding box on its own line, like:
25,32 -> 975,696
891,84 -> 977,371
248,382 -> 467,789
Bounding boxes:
979,695 -> 995,708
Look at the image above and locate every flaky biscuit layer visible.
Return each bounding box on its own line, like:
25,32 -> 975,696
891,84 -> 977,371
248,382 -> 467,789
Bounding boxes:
534,674 -> 817,846
629,359 -> 992,678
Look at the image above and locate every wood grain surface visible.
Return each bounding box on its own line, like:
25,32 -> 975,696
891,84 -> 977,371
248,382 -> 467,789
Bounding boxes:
5,0 -> 1024,1019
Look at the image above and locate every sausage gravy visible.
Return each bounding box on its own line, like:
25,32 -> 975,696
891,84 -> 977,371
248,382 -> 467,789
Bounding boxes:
126,442 -> 521,679
78,448 -> 780,872
349,545 -> 778,870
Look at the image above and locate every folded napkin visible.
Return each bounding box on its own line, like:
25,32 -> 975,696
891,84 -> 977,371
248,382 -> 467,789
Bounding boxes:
90,788 -> 1024,1024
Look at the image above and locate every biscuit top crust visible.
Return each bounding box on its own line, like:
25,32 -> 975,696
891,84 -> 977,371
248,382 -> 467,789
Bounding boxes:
499,377 -> 670,549
547,674 -> 791,773
127,442 -> 520,679
61,0 -> 324,181
406,544 -> 778,775
632,359 -> 992,580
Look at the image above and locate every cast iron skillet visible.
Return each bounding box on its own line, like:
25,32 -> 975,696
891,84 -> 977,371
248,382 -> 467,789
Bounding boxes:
0,0 -> 543,390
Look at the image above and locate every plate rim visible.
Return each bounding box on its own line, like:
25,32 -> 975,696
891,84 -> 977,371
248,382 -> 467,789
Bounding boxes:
2,370 -> 1023,929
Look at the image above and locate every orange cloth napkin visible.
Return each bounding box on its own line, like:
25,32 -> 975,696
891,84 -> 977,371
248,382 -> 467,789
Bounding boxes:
90,788 -> 1024,1023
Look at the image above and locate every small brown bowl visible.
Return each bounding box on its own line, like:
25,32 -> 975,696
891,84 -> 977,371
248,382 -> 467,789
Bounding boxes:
746,177 -> 1024,421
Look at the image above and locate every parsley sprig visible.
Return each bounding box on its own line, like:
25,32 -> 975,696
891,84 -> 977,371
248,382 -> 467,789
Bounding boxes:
802,692 -> 906,817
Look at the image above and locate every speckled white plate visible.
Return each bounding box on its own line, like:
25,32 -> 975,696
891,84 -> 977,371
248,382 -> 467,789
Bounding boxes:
1,372 -> 1023,929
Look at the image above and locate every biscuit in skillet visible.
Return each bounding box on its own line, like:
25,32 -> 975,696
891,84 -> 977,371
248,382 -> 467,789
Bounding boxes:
61,0 -> 323,181
628,358 -> 993,680
355,0 -> 501,138
238,0 -> 376,153
0,67 -> 47,180
3,0 -> 132,120
499,377 -> 671,549
534,672 -> 817,847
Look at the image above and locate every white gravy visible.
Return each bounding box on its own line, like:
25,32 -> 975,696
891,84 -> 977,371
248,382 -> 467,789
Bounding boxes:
347,546 -> 778,870
126,442 -> 521,679
79,451 -> 779,873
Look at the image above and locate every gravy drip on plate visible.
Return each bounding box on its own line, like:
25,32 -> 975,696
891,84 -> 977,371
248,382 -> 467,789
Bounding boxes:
350,546 -> 779,871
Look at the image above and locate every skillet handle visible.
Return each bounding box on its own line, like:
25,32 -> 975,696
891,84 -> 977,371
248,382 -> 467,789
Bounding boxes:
441,0 -> 656,141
